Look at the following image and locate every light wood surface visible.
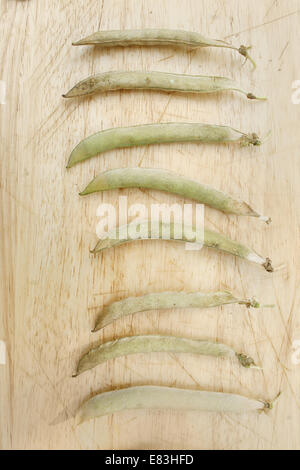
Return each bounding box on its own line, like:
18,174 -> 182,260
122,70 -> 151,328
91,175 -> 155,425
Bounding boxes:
1,0 -> 300,450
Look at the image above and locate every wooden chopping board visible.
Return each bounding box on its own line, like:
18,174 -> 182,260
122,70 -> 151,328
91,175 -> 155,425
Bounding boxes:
0,0 -> 299,450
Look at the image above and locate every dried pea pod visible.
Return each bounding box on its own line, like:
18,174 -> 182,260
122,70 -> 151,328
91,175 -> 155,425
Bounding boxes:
80,167 -> 270,223
67,123 -> 262,168
76,386 -> 277,424
92,291 -> 260,331
74,335 -> 259,376
63,71 -> 265,99
91,221 -> 273,273
72,29 -> 256,68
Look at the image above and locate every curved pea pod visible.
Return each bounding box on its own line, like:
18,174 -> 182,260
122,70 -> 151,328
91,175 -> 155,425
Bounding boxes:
92,291 -> 260,331
72,29 -> 256,68
66,123 -> 262,168
63,71 -> 266,99
80,167 -> 271,223
91,221 -> 273,273
74,334 -> 259,376
76,386 -> 278,424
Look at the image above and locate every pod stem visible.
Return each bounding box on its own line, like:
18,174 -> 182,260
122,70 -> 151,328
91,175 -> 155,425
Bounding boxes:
262,392 -> 282,411
263,258 -> 274,273
236,353 -> 259,369
247,93 -> 267,101
238,45 -> 257,69
240,132 -> 262,147
237,297 -> 259,308
239,298 -> 275,309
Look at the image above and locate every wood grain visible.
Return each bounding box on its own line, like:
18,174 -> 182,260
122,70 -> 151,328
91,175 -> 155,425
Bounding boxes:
0,0 -> 299,450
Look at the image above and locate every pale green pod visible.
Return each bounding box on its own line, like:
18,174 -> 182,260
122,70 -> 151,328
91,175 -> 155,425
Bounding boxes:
72,29 -> 256,67
74,335 -> 258,376
67,123 -> 262,168
80,168 -> 270,222
92,291 -> 260,331
76,386 -> 273,424
91,221 -> 273,273
63,71 -> 265,99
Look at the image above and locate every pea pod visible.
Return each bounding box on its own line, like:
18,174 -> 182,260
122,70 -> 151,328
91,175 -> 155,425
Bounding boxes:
72,29 -> 256,68
63,71 -> 265,99
76,386 -> 277,424
67,123 -> 262,168
92,291 -> 260,331
91,221 -> 273,273
74,334 -> 259,376
80,167 -> 270,223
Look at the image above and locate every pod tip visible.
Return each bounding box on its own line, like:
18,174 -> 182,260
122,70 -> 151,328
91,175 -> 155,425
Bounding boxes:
263,258 -> 274,273
72,40 -> 87,46
92,325 -> 100,333
75,412 -> 84,426
79,186 -> 91,196
259,215 -> 272,224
